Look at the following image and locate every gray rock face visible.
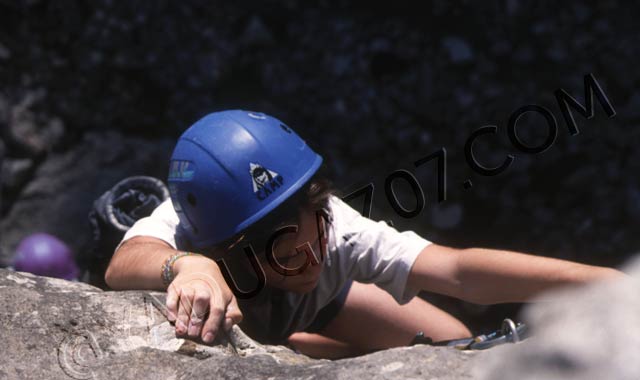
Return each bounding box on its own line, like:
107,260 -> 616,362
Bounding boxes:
1,157 -> 34,194
2,88 -> 66,156
6,258 -> 638,379
0,268 -> 477,379
474,255 -> 640,380
0,132 -> 173,266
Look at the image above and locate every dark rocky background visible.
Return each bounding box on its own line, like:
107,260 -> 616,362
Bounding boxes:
1,0 -> 639,333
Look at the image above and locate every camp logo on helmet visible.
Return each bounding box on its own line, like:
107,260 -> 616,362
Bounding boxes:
249,162 -> 284,201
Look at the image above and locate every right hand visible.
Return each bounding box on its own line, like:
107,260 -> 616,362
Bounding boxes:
165,255 -> 243,344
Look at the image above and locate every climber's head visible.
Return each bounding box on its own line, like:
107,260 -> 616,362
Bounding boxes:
167,110 -> 334,289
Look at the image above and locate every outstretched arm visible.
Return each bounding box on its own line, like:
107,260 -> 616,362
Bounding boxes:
405,243 -> 625,305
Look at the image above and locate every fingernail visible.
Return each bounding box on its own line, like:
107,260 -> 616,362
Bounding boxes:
177,319 -> 187,333
189,323 -> 200,335
204,333 -> 214,343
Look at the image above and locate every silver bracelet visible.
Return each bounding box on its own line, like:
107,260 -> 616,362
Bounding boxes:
161,251 -> 200,286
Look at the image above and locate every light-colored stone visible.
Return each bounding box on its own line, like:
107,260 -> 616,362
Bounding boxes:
474,255 -> 640,380
0,268 -> 477,379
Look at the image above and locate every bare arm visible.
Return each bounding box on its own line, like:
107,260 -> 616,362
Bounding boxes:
406,243 -> 625,305
104,236 -> 180,291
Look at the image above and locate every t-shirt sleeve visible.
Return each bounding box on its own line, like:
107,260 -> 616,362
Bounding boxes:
331,196 -> 433,304
114,199 -> 181,253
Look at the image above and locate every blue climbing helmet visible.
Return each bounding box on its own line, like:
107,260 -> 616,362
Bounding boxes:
168,110 -> 323,251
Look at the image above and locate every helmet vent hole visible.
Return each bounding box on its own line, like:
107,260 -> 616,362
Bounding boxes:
280,123 -> 292,133
187,193 -> 197,207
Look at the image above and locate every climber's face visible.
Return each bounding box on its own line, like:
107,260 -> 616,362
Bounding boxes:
253,206 -> 328,293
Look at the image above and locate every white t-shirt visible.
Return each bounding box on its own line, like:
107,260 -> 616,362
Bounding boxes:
119,194 -> 432,343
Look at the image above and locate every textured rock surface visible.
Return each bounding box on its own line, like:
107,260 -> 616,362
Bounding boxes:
5,257 -> 640,379
0,268 -> 478,379
473,255 -> 640,380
